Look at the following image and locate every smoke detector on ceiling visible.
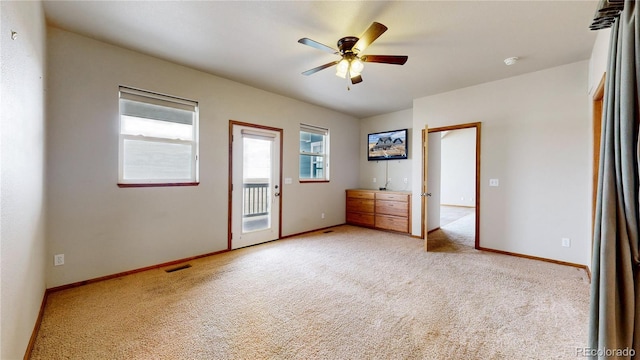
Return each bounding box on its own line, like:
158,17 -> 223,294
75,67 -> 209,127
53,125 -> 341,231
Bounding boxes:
504,57 -> 519,66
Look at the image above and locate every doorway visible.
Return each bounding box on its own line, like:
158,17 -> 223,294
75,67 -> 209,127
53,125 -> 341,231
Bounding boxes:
422,122 -> 481,251
229,121 -> 283,249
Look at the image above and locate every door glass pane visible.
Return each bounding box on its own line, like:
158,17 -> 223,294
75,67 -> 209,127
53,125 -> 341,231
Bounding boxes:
242,137 -> 272,233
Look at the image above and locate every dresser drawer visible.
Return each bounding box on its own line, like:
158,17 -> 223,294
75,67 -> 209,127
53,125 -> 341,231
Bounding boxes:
346,198 -> 374,213
375,215 -> 409,233
375,192 -> 409,202
375,200 -> 408,217
347,211 -> 375,227
346,190 -> 375,200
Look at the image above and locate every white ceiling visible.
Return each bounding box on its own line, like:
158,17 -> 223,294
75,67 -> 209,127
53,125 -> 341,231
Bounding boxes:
43,0 -> 599,118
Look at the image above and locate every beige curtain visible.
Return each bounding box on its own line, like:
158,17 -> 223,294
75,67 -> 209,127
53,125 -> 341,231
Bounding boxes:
588,1 -> 639,359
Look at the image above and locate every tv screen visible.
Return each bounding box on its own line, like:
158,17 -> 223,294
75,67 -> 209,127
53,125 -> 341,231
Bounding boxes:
367,129 -> 408,161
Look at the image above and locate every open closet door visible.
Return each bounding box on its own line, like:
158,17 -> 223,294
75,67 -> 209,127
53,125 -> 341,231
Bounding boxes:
422,125 -> 431,251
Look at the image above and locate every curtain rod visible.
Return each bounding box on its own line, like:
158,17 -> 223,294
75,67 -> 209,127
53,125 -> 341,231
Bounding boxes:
590,0 -> 625,30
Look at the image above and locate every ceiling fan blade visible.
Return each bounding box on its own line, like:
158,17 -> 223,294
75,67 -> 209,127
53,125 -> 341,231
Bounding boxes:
362,55 -> 408,65
302,61 -> 340,76
353,22 -> 388,54
351,74 -> 363,84
298,38 -> 339,55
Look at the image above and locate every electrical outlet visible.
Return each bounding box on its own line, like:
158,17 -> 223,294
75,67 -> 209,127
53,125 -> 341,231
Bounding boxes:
372,178 -> 376,183
489,179 -> 499,187
561,238 -> 571,248
54,254 -> 64,266
321,213 -> 325,219
403,178 -> 408,184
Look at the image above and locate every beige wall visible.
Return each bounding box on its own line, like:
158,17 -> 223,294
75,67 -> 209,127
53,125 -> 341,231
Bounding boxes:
1,1 -> 48,358
586,29 -> 611,270
440,128 -> 476,207
358,109 -> 412,191
589,28 -> 611,97
412,61 -> 592,265
46,28 -> 359,288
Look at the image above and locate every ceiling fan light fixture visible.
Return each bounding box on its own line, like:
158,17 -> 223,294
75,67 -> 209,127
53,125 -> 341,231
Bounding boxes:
336,58 -> 349,78
350,57 -> 364,74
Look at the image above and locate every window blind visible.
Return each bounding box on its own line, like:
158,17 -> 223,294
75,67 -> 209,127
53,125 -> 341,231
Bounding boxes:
119,86 -> 197,125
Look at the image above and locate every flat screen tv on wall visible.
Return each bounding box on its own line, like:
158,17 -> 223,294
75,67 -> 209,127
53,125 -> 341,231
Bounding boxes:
367,129 -> 408,161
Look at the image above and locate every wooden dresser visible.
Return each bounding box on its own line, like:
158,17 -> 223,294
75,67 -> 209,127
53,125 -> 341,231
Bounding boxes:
345,189 -> 411,234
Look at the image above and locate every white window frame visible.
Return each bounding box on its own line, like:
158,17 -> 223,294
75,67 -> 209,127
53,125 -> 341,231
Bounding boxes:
118,86 -> 199,187
299,124 -> 329,182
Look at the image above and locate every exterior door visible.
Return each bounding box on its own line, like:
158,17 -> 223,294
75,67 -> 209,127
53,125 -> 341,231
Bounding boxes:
230,123 -> 282,249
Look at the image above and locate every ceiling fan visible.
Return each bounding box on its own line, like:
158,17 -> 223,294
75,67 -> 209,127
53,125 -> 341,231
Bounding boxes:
298,22 -> 408,85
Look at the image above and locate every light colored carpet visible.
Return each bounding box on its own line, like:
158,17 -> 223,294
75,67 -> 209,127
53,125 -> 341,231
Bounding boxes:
31,225 -> 589,359
431,211 -> 476,249
439,205 -> 475,228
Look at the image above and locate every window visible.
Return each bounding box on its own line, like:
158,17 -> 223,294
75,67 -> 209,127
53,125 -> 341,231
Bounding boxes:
299,124 -> 329,181
118,86 -> 199,187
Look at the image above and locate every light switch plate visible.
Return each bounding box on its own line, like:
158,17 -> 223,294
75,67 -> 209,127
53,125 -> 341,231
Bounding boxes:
54,254 -> 64,266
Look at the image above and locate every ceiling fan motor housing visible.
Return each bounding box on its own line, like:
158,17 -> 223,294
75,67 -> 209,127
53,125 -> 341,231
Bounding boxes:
337,36 -> 359,55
